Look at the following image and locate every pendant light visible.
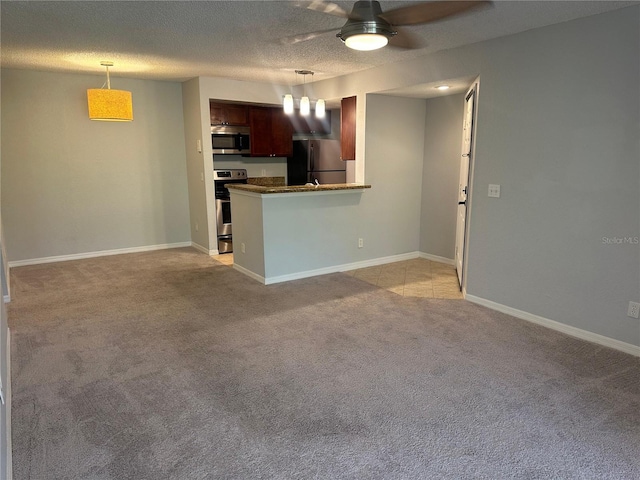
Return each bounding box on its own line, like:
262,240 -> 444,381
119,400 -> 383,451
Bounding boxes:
283,94 -> 294,114
315,98 -> 326,118
299,70 -> 311,117
283,70 -> 325,118
87,61 -> 133,121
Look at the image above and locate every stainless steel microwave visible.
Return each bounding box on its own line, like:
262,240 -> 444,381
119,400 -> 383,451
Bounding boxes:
211,125 -> 251,155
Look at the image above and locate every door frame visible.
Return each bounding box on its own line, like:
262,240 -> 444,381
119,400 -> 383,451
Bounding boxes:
456,77 -> 480,295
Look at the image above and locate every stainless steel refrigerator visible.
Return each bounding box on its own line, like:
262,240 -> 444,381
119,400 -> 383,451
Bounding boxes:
287,139 -> 346,185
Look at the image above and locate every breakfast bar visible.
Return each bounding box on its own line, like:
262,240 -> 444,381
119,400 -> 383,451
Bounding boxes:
226,183 -> 371,195
227,183 -> 371,284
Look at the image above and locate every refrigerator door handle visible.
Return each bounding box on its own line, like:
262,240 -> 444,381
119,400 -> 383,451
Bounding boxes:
309,143 -> 315,173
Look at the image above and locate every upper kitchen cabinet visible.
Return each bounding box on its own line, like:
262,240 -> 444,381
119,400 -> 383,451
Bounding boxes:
341,96 -> 356,160
249,107 -> 293,157
289,110 -> 332,135
210,101 -> 249,126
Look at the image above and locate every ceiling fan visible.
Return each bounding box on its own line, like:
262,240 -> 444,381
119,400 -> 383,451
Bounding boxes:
282,0 -> 492,51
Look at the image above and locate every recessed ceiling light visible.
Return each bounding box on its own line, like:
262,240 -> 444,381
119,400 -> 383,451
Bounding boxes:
435,85 -> 450,91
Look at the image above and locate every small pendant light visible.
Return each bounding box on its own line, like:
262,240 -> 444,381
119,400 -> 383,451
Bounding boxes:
299,70 -> 311,117
283,94 -> 294,114
87,61 -> 133,122
315,98 -> 326,118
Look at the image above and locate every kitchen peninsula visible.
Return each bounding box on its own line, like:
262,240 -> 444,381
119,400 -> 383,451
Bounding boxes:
227,183 -> 371,284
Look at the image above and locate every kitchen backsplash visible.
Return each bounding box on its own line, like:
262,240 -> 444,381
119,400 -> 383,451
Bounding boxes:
213,154 -> 287,181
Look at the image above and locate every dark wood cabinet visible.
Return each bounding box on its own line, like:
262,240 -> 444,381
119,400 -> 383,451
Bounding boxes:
249,107 -> 271,156
210,101 -> 249,126
249,107 -> 293,157
341,96 -> 356,161
288,110 -> 332,135
270,108 -> 294,157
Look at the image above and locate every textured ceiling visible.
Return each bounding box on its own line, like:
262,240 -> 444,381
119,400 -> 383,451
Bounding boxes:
1,0 -> 637,87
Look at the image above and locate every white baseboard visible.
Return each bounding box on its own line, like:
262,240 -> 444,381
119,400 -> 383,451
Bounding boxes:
233,263 -> 266,284
236,251 -> 457,286
418,252 -> 455,266
338,251 -> 421,273
191,242 -> 217,256
465,294 -> 640,357
7,242 -> 192,268
235,251 -> 422,286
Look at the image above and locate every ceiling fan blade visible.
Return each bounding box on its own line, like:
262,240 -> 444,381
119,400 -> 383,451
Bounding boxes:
279,27 -> 340,45
388,27 -> 426,49
379,1 -> 492,27
303,0 -> 350,18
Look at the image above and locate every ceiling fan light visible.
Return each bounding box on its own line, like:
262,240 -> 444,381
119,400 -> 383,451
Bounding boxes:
315,98 -> 326,118
283,94 -> 294,114
344,33 -> 388,51
300,96 -> 310,116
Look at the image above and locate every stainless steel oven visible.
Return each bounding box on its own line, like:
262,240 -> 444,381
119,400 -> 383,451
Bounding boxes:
213,169 -> 247,253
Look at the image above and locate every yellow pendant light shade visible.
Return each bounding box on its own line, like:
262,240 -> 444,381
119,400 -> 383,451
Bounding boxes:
87,61 -> 133,122
87,89 -> 133,121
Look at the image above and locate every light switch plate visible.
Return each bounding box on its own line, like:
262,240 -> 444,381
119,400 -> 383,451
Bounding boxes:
488,184 -> 501,198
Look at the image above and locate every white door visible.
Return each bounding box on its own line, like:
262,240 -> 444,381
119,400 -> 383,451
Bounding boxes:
455,84 -> 476,288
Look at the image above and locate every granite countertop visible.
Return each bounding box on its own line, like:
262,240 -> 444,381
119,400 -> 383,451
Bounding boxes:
247,176 -> 286,187
226,183 -> 372,194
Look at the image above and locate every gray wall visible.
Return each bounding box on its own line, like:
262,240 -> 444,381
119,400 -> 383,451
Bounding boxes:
420,93 -> 465,260
1,69 -> 190,262
181,77 -> 209,250
359,94 -> 426,259
462,8 -> 639,345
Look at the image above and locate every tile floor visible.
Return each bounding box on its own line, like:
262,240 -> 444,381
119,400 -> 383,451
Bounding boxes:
212,253 -> 235,267
212,254 -> 463,299
345,258 -> 463,299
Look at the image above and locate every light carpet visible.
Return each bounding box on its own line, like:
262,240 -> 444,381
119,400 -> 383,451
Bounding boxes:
8,248 -> 639,479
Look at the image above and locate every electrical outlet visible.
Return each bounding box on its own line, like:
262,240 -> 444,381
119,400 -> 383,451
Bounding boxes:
358,238 -> 364,248
488,184 -> 501,198
241,243 -> 246,254
628,301 -> 640,319
195,223 -> 199,232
